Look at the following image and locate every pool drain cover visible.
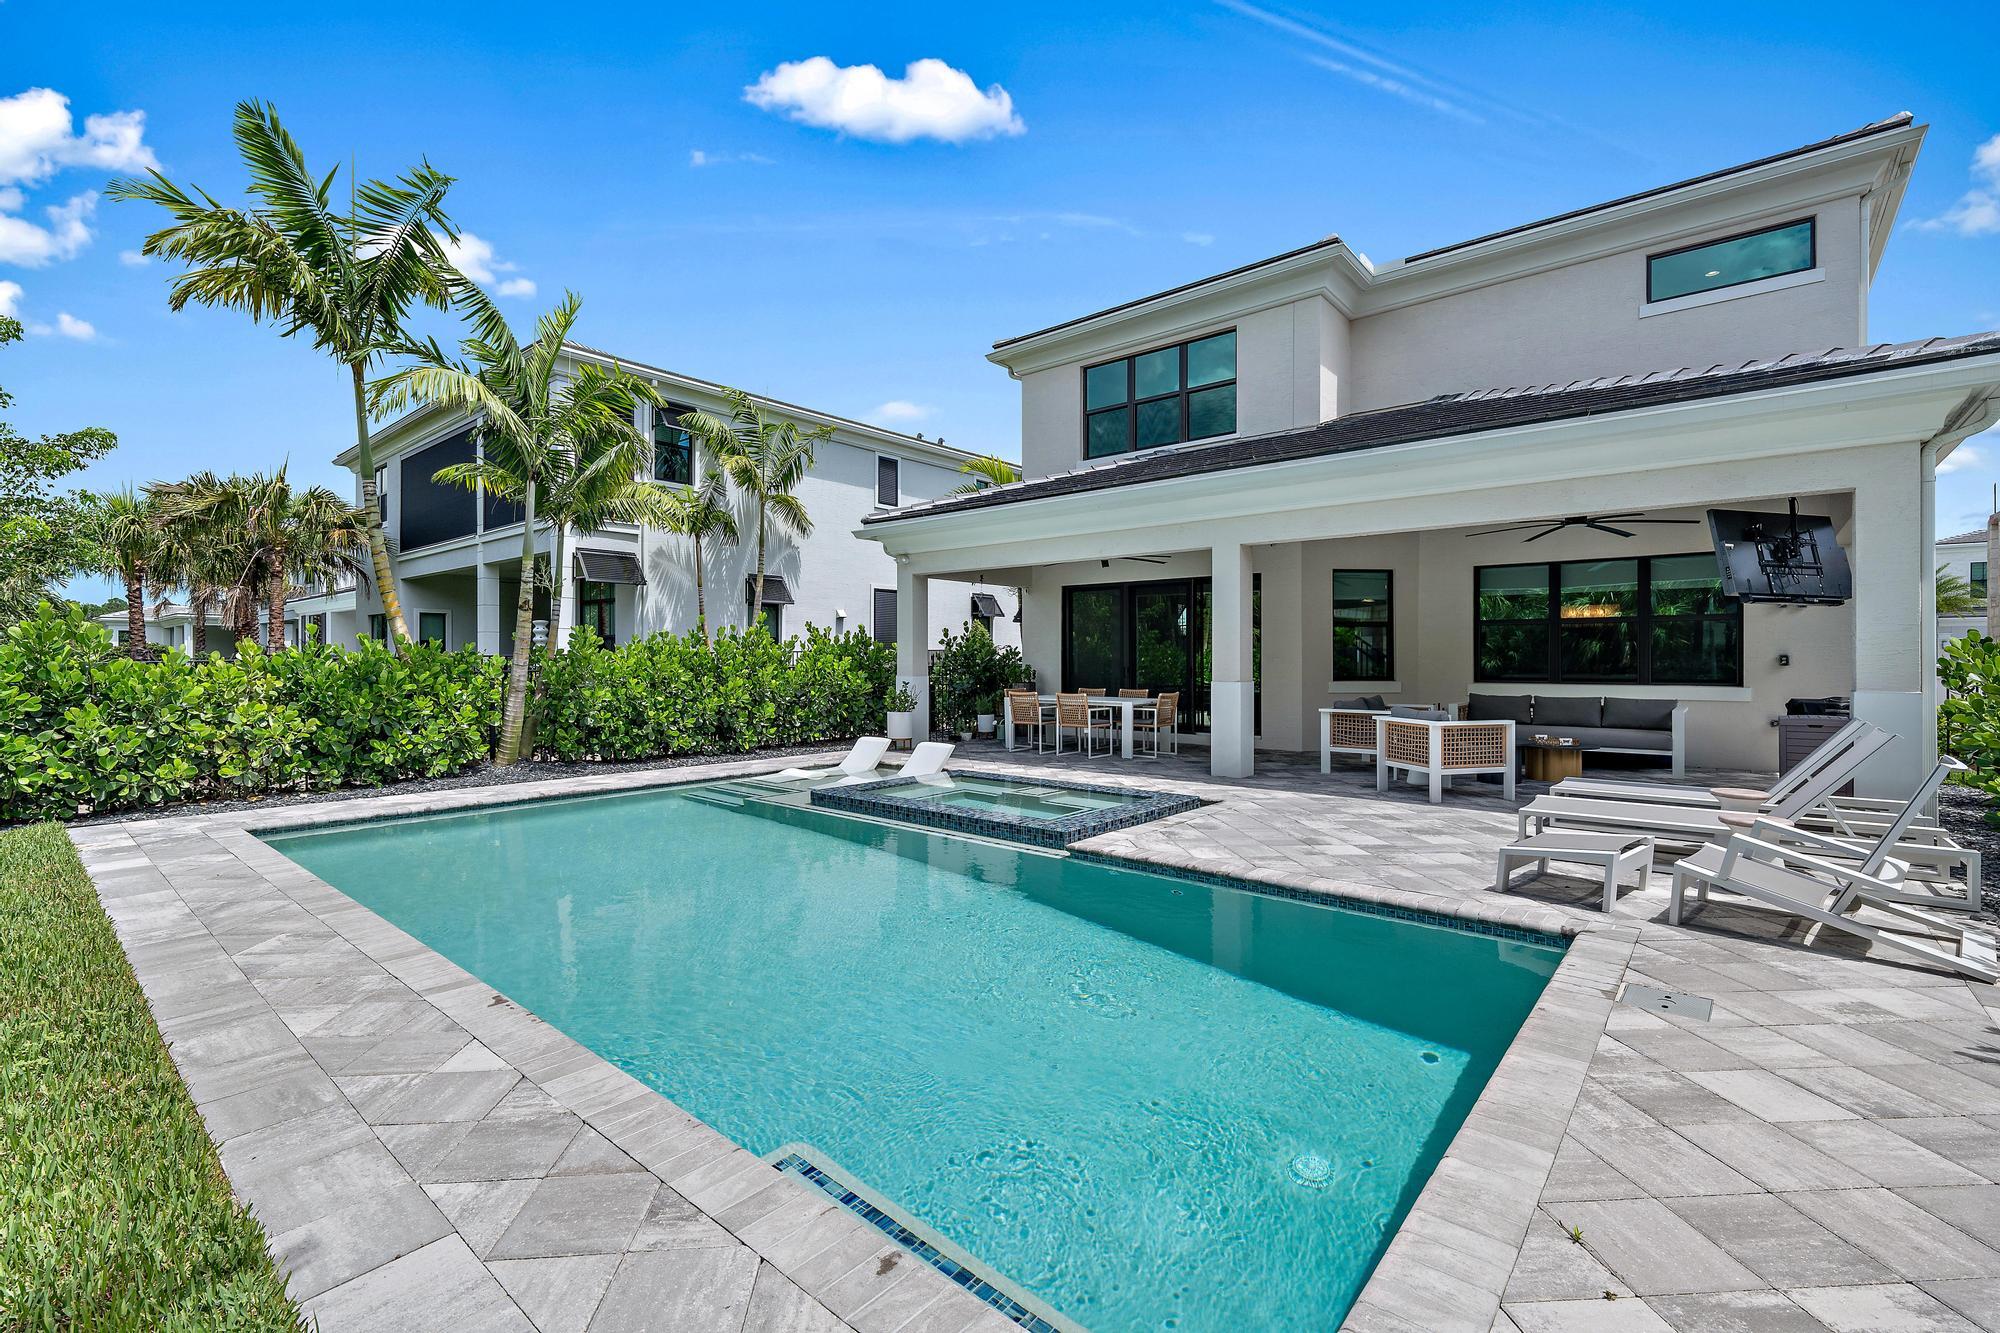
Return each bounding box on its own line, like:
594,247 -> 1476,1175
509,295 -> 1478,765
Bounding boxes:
1290,1153 -> 1333,1189
1619,984 -> 1712,1022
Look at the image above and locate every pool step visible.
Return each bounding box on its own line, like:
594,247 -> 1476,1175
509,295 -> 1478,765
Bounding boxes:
767,1145 -> 1077,1333
684,789 -> 746,809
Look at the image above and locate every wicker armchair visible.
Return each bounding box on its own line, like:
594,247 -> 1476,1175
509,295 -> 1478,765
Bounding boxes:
1375,717 -> 1516,803
1318,707 -> 1389,772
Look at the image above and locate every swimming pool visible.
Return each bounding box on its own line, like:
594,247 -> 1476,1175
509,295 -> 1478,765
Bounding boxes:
264,786 -> 1561,1330
811,772 -> 1205,847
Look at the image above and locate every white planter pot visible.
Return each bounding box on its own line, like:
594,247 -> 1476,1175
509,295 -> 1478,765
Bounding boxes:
976,713 -> 996,735
886,711 -> 914,741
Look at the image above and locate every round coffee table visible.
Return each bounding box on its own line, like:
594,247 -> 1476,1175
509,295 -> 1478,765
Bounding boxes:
1521,740 -> 1584,783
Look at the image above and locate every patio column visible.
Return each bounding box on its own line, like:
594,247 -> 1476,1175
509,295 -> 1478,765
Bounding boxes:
1848,460 -> 1928,798
896,564 -> 930,738
1211,541 -> 1255,778
476,562 -> 502,656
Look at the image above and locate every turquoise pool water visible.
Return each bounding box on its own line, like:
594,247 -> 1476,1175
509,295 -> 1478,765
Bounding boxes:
902,775 -> 1146,819
265,788 -> 1561,1330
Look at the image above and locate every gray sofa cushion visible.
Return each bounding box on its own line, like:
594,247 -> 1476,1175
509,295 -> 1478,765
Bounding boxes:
1467,692 -> 1532,724
1388,705 -> 1451,720
1534,696 -> 1602,728
1328,697 -> 1376,711
1525,725 -> 1672,752
1603,697 -> 1676,731
1360,695 -> 1387,710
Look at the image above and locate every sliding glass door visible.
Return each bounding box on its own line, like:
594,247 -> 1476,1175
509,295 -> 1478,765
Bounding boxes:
1061,576 -> 1259,734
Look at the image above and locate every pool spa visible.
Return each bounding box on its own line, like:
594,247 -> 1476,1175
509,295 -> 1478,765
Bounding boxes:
810,771 -> 1205,846
263,784 -> 1563,1330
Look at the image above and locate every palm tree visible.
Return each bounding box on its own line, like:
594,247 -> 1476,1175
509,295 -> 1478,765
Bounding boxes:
679,389 -> 830,632
537,396 -> 665,647
149,471 -> 240,656
1939,566 -> 1984,617
84,488 -> 161,657
651,437 -> 737,643
371,290 -> 654,764
154,469 -> 367,649
110,101 -> 459,647
949,453 -> 1021,494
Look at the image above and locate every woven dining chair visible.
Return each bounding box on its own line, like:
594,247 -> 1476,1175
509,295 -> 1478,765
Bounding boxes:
1135,691 -> 1178,757
1005,689 -> 1053,753
1055,692 -> 1112,757
1117,689 -> 1151,698
1080,688 -> 1107,697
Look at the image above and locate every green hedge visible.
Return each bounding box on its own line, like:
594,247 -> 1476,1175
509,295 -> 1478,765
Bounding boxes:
529,623 -> 894,761
1939,629 -> 2000,824
0,822 -> 304,1329
0,602 -> 504,822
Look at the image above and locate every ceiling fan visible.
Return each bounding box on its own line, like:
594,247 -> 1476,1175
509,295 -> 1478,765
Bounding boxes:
1468,512 -> 1701,543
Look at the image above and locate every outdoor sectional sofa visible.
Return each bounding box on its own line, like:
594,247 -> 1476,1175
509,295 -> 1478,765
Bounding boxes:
1466,693 -> 1688,778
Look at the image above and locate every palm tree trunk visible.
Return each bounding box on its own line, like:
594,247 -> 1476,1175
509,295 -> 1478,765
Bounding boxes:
693,530 -> 708,644
752,510 -> 767,635
496,481 -> 538,767
551,525 -> 567,649
266,560 -> 287,651
123,570 -> 147,658
192,585 -> 208,656
351,363 -> 411,649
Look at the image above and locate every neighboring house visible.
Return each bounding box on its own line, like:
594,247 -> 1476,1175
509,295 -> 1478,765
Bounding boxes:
289,343 -> 1020,657
861,113 -> 2000,798
1937,523 -> 1992,652
96,602 -> 252,657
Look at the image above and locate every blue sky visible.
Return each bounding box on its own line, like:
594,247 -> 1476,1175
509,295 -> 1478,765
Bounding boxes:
6,0 -> 1998,607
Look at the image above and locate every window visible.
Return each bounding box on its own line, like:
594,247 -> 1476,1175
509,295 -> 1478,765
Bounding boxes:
1083,330 -> 1236,459
748,598 -> 783,640
1475,555 -> 1741,685
653,402 -> 697,485
876,456 -> 899,507
367,613 -> 389,645
418,612 -> 447,646
1647,218 -> 1815,303
1330,570 -> 1394,681
1973,561 -> 1988,600
578,580 -> 616,646
400,429 -> 478,551
872,587 -> 897,645
373,465 -> 390,532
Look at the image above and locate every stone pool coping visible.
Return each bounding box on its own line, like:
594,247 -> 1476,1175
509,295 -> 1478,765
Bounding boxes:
808,771 -> 1205,847
74,750 -> 1631,1332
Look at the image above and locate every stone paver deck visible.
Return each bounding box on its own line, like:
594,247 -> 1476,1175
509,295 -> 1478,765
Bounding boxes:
73,744 -> 2000,1333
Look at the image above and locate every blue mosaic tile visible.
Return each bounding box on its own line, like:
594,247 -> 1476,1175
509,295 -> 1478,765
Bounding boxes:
772,1151 -> 1068,1333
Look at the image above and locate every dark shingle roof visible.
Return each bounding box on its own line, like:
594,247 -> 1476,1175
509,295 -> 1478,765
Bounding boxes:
867,332 -> 2000,527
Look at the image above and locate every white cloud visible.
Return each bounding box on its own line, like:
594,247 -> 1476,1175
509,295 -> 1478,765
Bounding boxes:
0,89 -> 157,188
0,187 -> 22,212
51,311 -> 95,340
1939,440 -> 1987,475
745,57 -> 1025,144
0,278 -> 20,315
1912,133 -> 2000,237
0,189 -> 96,266
690,149 -> 774,168
1182,231 -> 1215,246
118,248 -> 149,266
441,231 -> 536,299
873,400 -> 931,423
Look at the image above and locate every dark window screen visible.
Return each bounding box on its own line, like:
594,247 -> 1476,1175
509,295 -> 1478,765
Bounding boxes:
872,587 -> 897,644
399,429 -> 478,551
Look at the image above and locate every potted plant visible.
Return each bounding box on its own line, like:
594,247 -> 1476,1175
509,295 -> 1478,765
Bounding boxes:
975,690 -> 999,739
885,685 -> 917,742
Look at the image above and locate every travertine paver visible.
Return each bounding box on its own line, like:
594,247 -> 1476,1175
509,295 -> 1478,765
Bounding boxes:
73,743 -> 2000,1333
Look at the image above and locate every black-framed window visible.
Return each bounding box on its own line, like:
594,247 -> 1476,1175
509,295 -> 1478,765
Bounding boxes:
417,611 -> 447,646
578,579 -> 616,646
1475,555 -> 1741,685
1060,574 -> 1260,734
876,456 -> 899,507
871,587 -> 897,645
373,465 -> 390,532
367,613 -> 389,645
1083,330 -> 1236,459
653,402 -> 697,485
1647,218 -> 1815,303
1973,561 -> 1988,600
1331,570 -> 1394,681
748,598 -> 783,640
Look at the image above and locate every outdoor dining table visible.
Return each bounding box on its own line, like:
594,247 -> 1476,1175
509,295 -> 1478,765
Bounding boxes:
1004,693 -> 1153,759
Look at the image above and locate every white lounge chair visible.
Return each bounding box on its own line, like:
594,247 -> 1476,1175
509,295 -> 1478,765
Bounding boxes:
1745,758 -> 1980,910
1520,726 -> 1892,843
1553,719 -> 1873,809
821,739 -> 955,787
1669,760 -> 1997,983
758,736 -> 891,785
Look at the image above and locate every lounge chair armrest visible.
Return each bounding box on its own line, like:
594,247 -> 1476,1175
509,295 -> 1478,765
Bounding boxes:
1750,818 -> 1858,856
1739,832 -> 1905,893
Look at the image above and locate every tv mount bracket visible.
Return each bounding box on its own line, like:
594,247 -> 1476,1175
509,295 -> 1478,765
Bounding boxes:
1740,499 -> 1827,603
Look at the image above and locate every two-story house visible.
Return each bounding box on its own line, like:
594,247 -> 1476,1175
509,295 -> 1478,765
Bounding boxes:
860,114 -> 2000,797
1937,520 -> 1993,652
288,343 -> 1021,658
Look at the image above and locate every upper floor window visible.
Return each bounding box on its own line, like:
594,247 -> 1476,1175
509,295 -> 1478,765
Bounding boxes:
373,465 -> 390,531
1083,330 -> 1236,459
1646,219 -> 1815,304
877,456 -> 899,507
653,402 -> 698,485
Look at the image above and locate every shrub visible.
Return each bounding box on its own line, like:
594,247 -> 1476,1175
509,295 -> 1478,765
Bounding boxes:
527,622 -> 893,762
0,602 -> 502,822
1938,629 -> 2000,824
928,621 -> 1030,734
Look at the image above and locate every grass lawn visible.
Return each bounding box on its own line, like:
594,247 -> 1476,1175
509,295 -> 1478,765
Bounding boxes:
0,823 -> 304,1331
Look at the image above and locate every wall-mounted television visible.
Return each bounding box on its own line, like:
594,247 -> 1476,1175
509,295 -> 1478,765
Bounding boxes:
1706,503 -> 1851,605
